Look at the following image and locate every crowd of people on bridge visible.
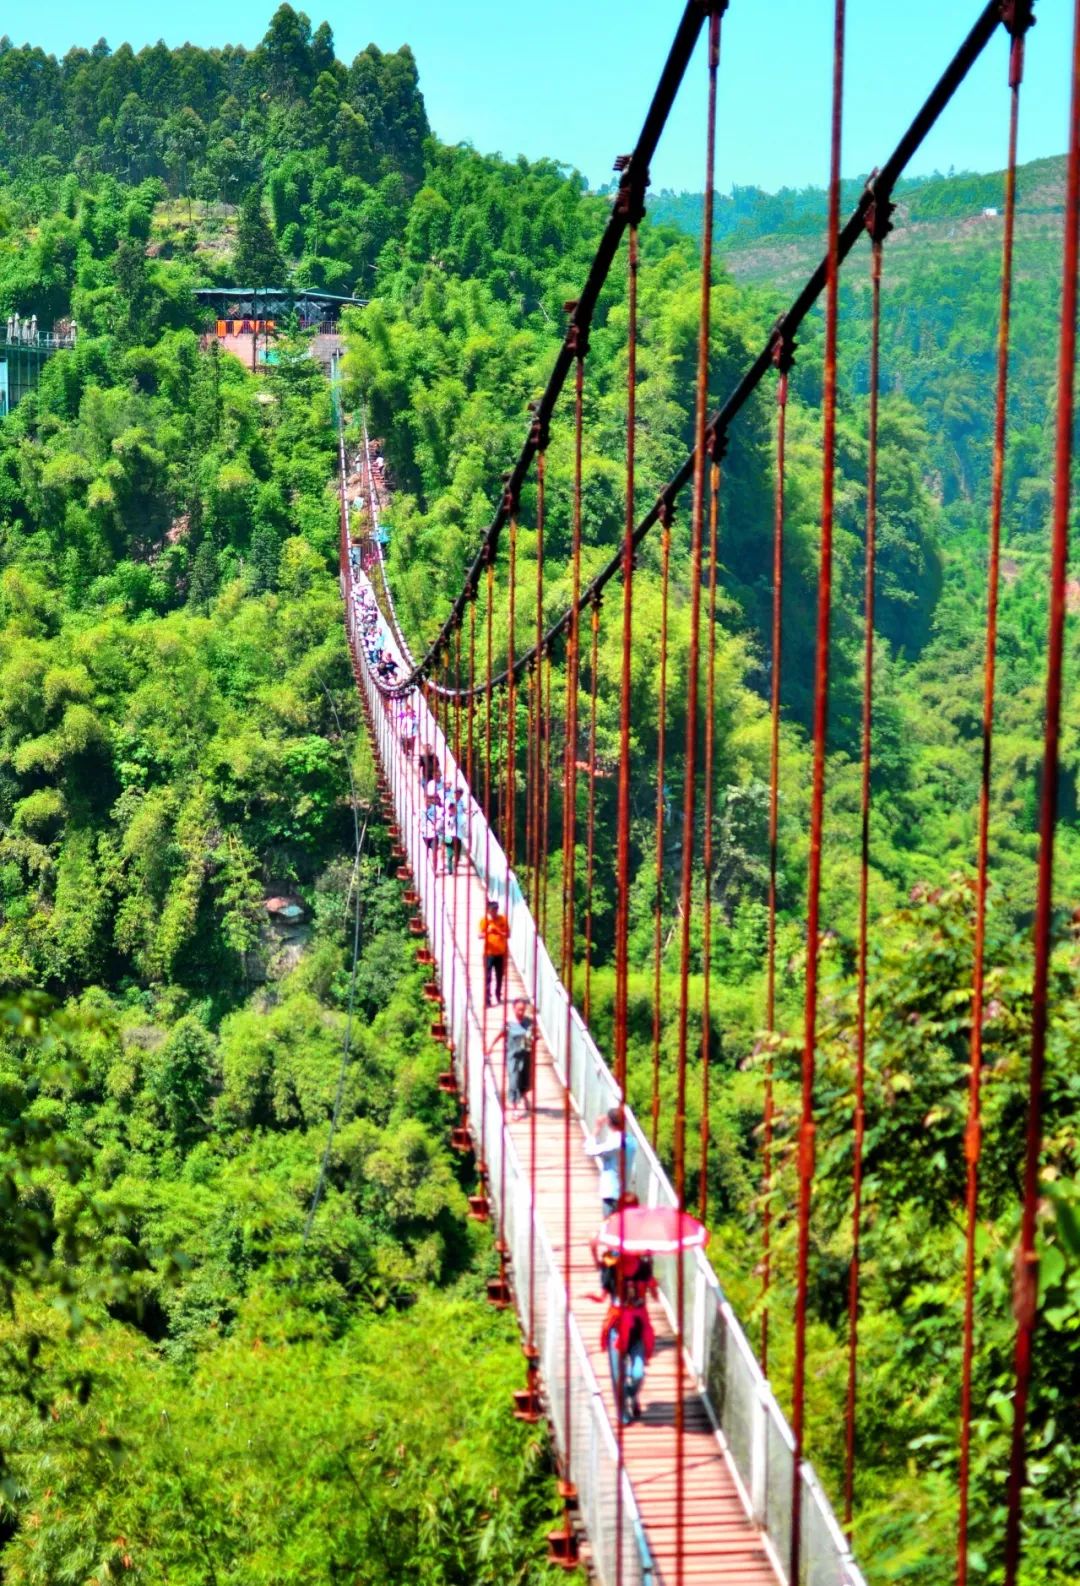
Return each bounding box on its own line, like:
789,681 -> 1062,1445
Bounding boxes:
352,582 -> 400,683
349,552 -> 658,1430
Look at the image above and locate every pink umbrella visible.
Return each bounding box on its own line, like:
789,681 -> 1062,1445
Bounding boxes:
596,1205 -> 710,1255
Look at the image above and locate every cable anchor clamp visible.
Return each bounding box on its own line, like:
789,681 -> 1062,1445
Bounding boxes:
706,422 -> 729,463
1001,0 -> 1034,88
999,0 -> 1035,38
862,170 -> 896,246
771,317 -> 796,375
614,154 -> 649,226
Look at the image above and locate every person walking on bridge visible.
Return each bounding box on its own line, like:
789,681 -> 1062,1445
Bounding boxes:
451,785 -> 468,873
598,1242 -> 657,1425
423,797 -> 441,870
398,700 -> 417,760
487,996 -> 534,1119
418,742 -> 438,787
585,1107 -> 638,1217
441,796 -> 458,875
478,898 -> 509,1007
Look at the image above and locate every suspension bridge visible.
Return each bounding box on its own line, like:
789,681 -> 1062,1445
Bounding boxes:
336,1 -> 1078,1581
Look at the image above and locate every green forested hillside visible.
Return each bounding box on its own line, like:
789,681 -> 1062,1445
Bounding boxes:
346,142 -> 1080,1580
0,10 -> 560,1582
0,7 -> 1075,1583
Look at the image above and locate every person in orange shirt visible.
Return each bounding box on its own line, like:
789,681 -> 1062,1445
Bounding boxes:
478,898 -> 509,1006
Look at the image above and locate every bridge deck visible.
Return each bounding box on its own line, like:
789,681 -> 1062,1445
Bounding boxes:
375,702 -> 779,1586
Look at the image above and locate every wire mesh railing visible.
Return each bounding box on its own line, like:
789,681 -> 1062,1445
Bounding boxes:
348,571 -> 651,1586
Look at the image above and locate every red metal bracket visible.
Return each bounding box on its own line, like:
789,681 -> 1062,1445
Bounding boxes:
706,422 -> 729,463
771,317 -> 796,375
1000,0 -> 1035,37
546,1528 -> 580,1570
614,153 -> 649,226
862,171 -> 896,246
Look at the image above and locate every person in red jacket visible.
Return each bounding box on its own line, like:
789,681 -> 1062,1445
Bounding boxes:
597,1225 -> 657,1425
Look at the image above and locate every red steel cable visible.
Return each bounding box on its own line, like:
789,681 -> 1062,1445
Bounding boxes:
614,210 -> 641,1109
541,649 -> 553,941
496,516 -> 519,1309
463,598 -> 477,1147
419,5 -> 1008,720
561,345 -> 586,1531
438,647 -> 451,1042
762,335 -> 791,1376
672,17 -> 722,1586
651,515 -> 673,1151
529,444 -> 546,1398
1003,5 -> 1080,1579
845,202 -> 889,1538
700,457 -> 722,1223
477,561 -> 495,1218
450,629 -> 463,1113
583,598 -> 601,1026
958,13 -> 1031,1574
453,626 -> 463,767
484,563 -> 495,881
791,5 -> 845,1579
531,452 -> 546,944
493,689 -> 503,854
613,196 -> 643,1586
506,513 -> 519,868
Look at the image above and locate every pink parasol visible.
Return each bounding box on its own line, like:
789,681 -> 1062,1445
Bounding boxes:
596,1205 -> 710,1255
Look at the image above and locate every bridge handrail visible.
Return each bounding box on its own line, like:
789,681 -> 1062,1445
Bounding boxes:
0,332 -> 75,352
348,579 -> 653,1586
358,409 -> 417,673
342,529 -> 864,1586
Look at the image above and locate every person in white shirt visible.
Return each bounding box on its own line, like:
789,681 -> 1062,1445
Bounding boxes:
441,798 -> 458,874
585,1107 -> 637,1217
452,786 -> 468,871
398,702 -> 417,759
423,798 -> 441,869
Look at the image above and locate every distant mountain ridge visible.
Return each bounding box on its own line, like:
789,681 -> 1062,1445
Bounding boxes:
648,153 -> 1066,255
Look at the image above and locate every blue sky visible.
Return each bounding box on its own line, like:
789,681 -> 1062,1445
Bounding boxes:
3,0 -> 1074,192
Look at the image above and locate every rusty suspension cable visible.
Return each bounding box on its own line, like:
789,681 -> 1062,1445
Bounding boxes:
844,191 -> 892,1536
761,332 -> 792,1376
790,4 -> 846,1580
390,0 -> 1010,714
958,10 -> 1032,1574
651,513 -> 673,1151
1003,2 -> 1080,1578
700,454 -> 722,1223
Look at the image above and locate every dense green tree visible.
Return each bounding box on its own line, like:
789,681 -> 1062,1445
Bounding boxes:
232,184 -> 286,284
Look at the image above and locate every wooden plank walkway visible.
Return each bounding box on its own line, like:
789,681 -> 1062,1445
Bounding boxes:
391,766 -> 780,1585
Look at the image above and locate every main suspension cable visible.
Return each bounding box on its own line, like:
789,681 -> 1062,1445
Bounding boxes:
394,1 -> 1009,714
